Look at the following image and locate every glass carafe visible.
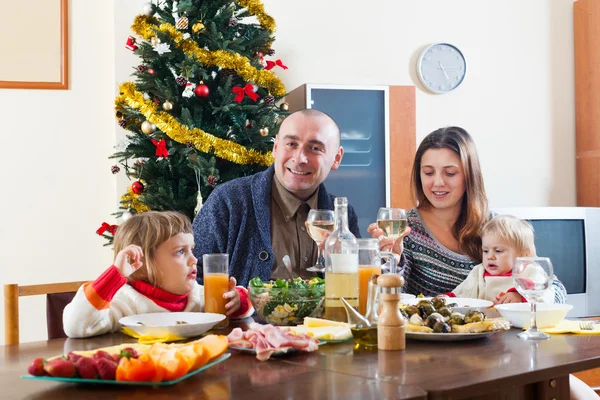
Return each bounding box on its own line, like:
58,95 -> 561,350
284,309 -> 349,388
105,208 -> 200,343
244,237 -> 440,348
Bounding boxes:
324,197 -> 359,322
357,238 -> 395,316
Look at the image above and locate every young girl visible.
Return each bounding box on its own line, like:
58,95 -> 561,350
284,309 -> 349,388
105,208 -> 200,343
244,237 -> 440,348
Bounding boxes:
447,215 -> 555,304
63,211 -> 252,338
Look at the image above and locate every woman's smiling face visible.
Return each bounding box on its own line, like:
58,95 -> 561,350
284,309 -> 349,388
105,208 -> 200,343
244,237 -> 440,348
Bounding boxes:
420,148 -> 466,211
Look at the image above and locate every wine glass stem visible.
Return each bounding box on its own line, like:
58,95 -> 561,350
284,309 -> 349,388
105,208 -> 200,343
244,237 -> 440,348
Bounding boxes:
317,247 -> 324,268
530,302 -> 538,332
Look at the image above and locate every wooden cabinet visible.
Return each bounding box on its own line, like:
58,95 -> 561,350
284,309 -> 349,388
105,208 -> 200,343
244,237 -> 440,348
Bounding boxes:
285,84 -> 416,237
574,0 -> 600,206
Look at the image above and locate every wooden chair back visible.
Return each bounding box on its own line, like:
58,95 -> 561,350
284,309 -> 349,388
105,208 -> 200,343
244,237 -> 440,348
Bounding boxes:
4,281 -> 88,345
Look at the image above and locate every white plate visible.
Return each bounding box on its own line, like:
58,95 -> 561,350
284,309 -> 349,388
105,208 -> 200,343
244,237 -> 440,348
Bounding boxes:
119,312 -> 225,338
406,297 -> 493,313
406,330 -> 501,342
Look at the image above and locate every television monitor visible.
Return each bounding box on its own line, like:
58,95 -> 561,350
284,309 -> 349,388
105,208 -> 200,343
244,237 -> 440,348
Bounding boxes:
493,207 -> 600,317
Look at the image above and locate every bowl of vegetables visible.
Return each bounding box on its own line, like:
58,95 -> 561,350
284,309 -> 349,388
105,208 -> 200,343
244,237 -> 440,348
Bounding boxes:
248,277 -> 325,326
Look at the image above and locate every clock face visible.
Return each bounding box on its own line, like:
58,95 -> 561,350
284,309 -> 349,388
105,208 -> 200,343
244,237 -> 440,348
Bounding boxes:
417,43 -> 467,94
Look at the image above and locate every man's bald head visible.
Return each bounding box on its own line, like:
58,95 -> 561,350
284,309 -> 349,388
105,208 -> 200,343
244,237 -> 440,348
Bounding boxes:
272,109 -> 344,200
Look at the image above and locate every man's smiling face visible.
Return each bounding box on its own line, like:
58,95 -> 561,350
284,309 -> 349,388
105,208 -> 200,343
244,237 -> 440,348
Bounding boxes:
272,112 -> 343,200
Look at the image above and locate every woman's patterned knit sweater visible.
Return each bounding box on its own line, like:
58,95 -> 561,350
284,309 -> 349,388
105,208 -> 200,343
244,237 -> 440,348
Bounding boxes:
400,208 -> 567,303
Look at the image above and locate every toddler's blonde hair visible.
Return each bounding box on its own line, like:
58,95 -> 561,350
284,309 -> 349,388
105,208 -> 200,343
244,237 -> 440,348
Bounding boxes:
482,215 -> 536,257
113,211 -> 193,286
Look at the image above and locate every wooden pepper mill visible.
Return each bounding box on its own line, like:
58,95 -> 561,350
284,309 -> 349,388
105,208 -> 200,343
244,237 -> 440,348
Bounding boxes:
377,273 -> 406,350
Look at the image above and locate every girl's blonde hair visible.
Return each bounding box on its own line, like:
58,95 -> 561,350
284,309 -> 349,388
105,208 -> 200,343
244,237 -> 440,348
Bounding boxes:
113,211 -> 193,286
482,215 -> 536,257
411,126 -> 489,262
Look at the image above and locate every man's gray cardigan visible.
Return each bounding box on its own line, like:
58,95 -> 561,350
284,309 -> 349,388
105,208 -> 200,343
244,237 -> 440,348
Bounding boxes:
193,165 -> 360,287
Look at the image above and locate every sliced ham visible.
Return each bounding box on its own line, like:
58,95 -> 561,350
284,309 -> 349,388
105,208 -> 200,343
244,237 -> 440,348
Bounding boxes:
227,323 -> 320,361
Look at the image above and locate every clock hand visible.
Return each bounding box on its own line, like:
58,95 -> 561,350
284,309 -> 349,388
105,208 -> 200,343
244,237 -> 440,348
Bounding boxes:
438,61 -> 449,80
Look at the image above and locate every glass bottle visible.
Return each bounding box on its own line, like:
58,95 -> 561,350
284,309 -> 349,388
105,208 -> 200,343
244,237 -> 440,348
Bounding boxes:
324,197 -> 359,322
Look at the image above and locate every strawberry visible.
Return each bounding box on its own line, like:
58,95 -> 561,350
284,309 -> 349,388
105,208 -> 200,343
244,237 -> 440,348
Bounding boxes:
119,347 -> 139,359
92,350 -> 114,362
75,357 -> 98,379
27,357 -> 47,376
67,352 -> 83,363
43,358 -> 76,378
96,358 -> 118,380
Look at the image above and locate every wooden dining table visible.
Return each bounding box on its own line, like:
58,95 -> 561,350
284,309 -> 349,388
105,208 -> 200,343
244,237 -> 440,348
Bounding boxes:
3,319 -> 600,400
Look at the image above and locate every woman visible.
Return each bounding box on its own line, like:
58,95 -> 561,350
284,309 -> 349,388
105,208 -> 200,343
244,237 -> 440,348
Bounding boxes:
369,126 -> 567,303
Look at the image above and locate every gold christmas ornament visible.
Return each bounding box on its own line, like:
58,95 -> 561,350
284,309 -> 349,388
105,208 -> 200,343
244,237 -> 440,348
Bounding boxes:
151,36 -> 160,46
116,82 -> 274,166
162,100 -> 174,111
280,102 -> 289,111
141,120 -> 156,134
131,15 -> 286,97
259,127 -> 269,136
192,22 -> 205,33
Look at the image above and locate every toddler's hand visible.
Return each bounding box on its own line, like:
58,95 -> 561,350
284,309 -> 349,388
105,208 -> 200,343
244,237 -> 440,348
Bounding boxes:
495,291 -> 523,304
224,277 -> 241,316
114,245 -> 144,278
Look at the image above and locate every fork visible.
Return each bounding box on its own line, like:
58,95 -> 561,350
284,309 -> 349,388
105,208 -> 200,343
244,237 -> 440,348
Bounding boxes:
579,321 -> 594,331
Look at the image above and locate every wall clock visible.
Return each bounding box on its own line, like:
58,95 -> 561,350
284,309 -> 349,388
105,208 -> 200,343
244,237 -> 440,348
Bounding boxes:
417,43 -> 467,94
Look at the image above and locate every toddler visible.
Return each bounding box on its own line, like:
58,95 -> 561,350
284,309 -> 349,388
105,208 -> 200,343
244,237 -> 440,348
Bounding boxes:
447,215 -> 555,304
64,211 -> 252,338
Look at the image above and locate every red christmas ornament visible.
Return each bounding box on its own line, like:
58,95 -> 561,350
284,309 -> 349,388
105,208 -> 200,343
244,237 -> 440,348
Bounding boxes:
131,181 -> 144,194
194,83 -> 210,97
125,36 -> 138,51
147,68 -> 155,75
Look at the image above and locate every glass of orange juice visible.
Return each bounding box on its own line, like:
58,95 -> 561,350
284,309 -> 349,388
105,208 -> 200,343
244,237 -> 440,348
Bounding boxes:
203,253 -> 230,328
357,239 -> 395,316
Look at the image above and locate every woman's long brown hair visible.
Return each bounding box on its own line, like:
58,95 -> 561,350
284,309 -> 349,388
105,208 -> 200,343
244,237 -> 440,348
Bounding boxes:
411,127 -> 489,262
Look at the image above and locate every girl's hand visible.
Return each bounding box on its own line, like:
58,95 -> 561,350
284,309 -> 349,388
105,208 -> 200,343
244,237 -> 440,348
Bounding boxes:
114,245 -> 144,278
224,277 -> 241,316
367,223 -> 411,257
495,291 -> 523,304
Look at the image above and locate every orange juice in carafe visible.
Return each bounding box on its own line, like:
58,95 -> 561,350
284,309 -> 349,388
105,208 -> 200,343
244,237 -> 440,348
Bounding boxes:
358,266 -> 381,315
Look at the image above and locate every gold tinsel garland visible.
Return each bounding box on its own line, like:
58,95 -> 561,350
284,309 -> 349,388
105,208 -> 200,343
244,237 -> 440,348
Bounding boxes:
131,16 -> 285,97
122,187 -> 151,214
236,0 -> 276,32
116,82 -> 275,166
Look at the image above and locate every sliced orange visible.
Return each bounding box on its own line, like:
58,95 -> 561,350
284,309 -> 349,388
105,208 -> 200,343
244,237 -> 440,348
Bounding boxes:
192,335 -> 228,360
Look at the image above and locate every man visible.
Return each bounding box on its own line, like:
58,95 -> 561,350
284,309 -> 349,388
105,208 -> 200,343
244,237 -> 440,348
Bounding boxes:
193,109 -> 360,287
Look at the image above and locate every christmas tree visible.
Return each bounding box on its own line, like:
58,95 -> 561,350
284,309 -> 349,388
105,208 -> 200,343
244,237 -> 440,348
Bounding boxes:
98,0 -> 288,244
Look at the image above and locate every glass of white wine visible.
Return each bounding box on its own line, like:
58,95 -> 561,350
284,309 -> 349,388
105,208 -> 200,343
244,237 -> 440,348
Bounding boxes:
376,208 -> 408,241
305,209 -> 335,272
513,257 -> 554,341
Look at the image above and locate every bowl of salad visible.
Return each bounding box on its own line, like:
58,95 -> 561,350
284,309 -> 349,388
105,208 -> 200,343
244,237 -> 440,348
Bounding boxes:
248,277 -> 325,326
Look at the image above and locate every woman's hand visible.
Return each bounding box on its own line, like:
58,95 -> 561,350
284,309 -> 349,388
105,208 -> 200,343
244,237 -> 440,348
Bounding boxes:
367,223 -> 411,257
114,245 -> 144,278
224,277 -> 241,316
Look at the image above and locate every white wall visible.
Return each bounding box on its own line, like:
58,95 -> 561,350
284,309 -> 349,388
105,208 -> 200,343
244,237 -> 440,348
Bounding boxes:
0,1 -> 116,344
0,0 -> 577,344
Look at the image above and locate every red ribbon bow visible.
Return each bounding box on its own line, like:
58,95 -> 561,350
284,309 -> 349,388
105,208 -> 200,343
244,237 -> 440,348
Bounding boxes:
96,222 -> 118,236
264,59 -> 288,71
232,84 -> 259,104
152,139 -> 169,158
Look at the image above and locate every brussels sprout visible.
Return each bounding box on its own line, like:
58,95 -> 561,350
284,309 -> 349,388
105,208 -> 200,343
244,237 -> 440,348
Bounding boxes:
404,305 -> 419,317
431,297 -> 447,310
464,310 -> 485,324
437,306 -> 452,318
418,303 -> 436,319
448,312 -> 465,326
433,321 -> 452,333
424,313 -> 444,329
399,308 -> 409,320
417,293 -> 425,298
417,299 -> 434,308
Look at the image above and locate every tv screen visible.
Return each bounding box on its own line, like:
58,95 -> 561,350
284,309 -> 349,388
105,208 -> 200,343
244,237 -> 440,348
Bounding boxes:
528,219 -> 586,294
